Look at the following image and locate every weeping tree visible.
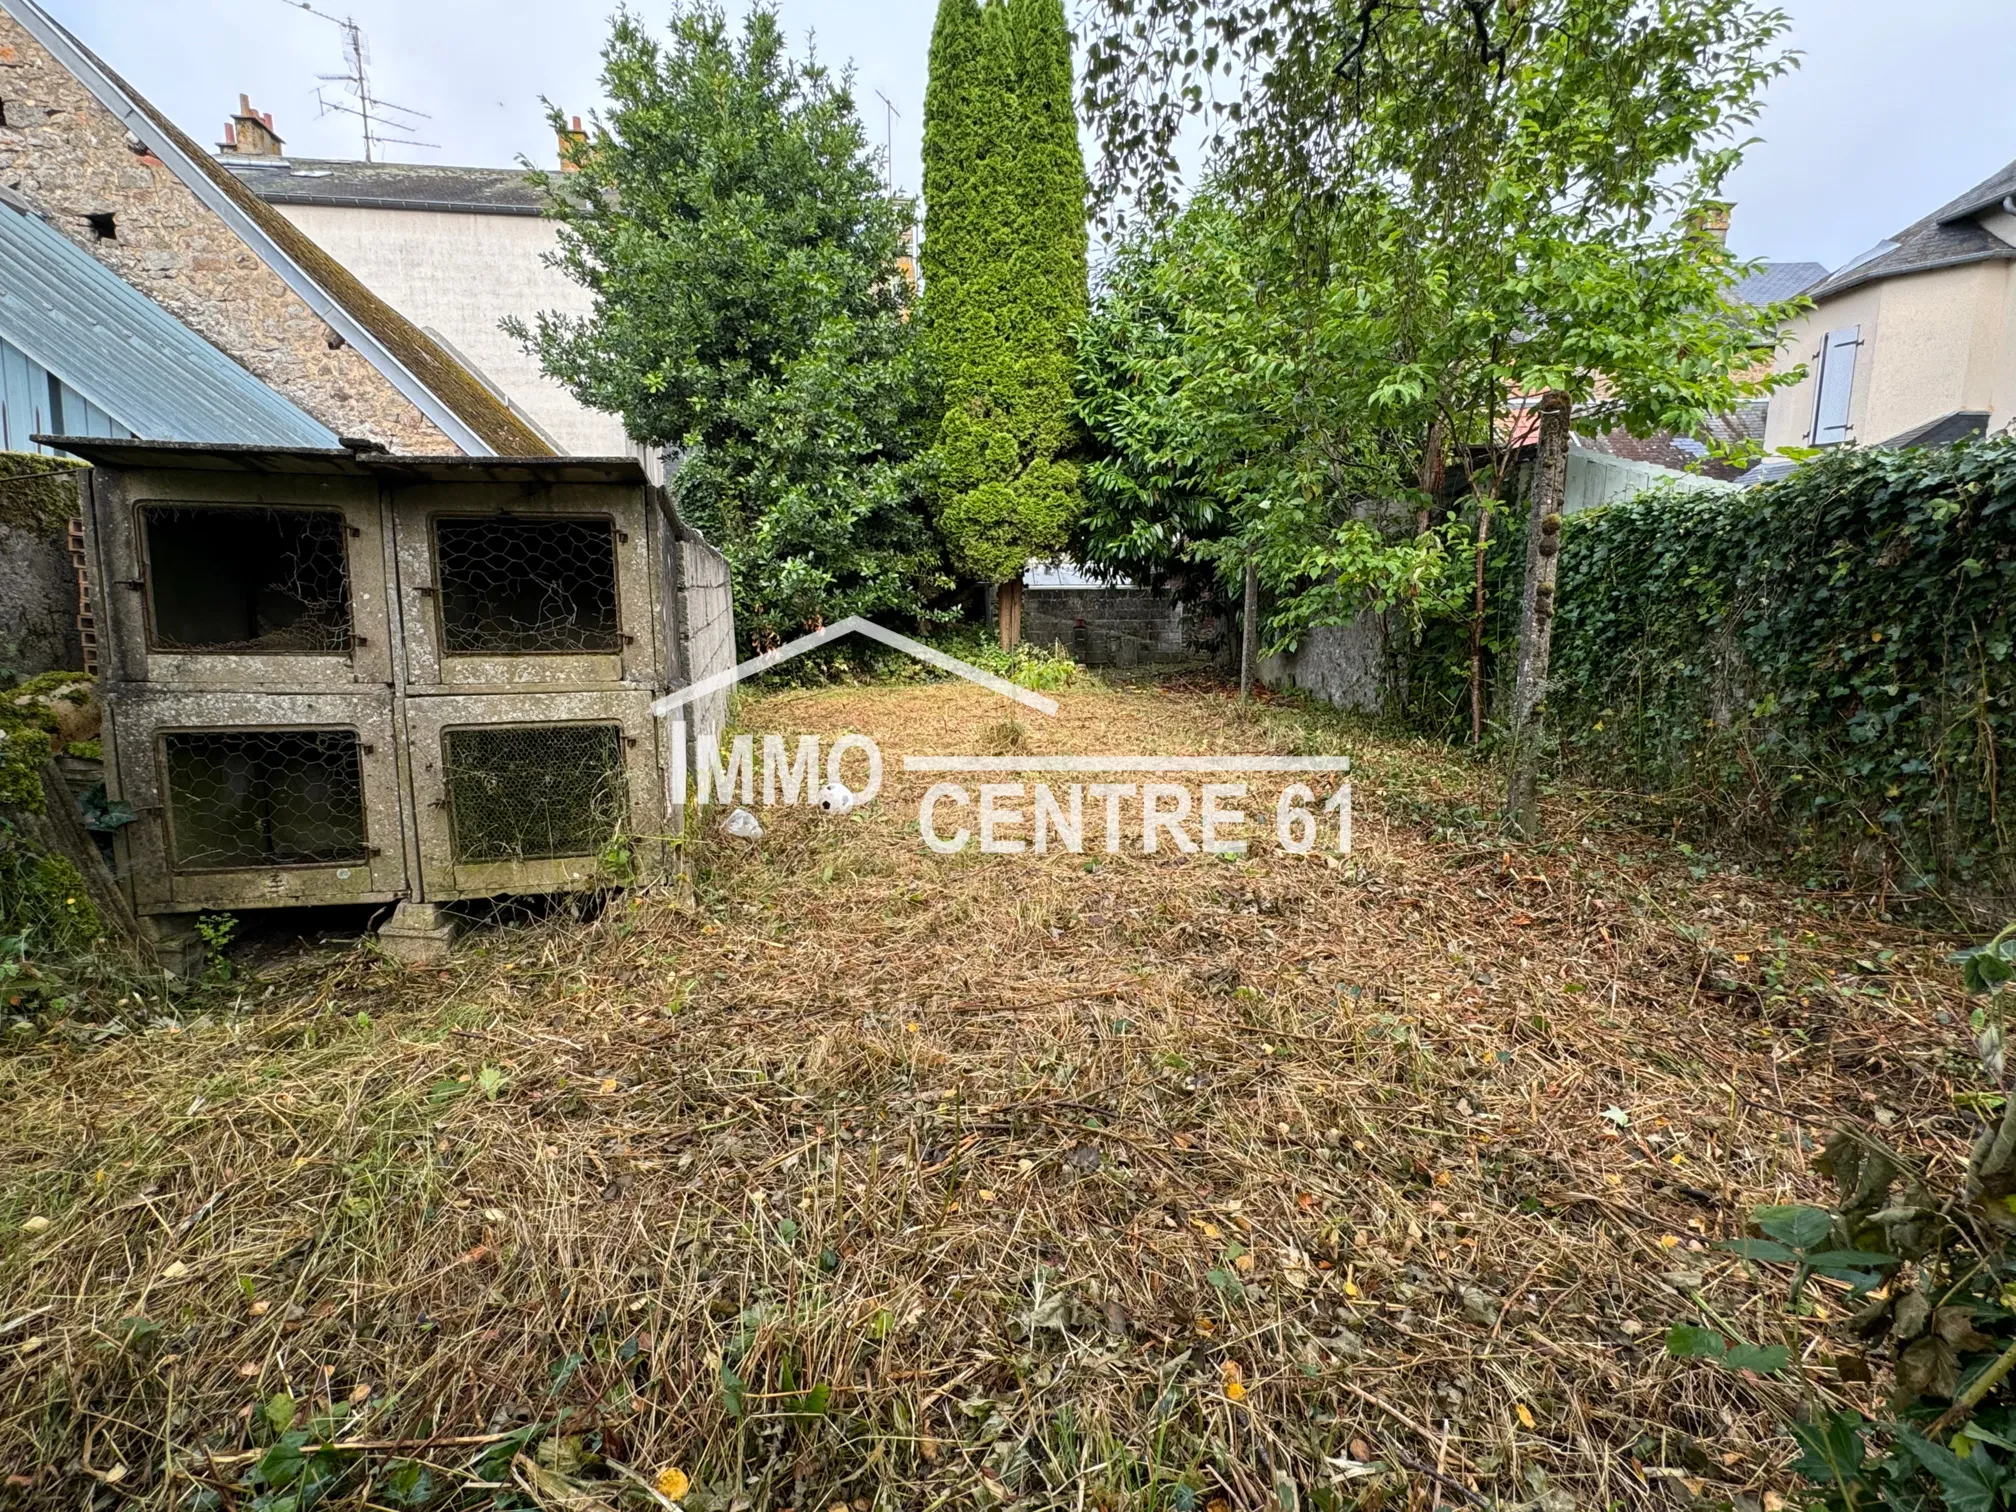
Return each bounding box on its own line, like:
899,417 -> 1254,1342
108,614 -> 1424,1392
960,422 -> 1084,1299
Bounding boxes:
922,0 -> 1089,646
1078,0 -> 1804,833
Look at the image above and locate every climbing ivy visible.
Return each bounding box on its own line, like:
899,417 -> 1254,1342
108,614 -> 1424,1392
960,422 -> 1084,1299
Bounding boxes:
1540,441 -> 2016,899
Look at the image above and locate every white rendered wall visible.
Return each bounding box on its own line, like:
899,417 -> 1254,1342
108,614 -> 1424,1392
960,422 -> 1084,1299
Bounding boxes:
276,202 -> 631,458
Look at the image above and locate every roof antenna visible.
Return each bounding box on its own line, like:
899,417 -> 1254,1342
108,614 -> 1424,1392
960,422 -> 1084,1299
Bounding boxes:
282,1 -> 438,162
873,89 -> 899,194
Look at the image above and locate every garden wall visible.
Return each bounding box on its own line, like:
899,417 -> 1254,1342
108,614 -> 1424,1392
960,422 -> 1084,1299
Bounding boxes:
0,455 -> 86,678
1539,439 -> 2016,903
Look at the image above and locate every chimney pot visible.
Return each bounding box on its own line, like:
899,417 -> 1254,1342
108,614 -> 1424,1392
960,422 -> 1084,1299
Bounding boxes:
239,93 -> 251,114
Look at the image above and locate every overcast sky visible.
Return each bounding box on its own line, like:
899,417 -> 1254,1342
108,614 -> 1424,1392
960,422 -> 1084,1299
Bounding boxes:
37,0 -> 2016,275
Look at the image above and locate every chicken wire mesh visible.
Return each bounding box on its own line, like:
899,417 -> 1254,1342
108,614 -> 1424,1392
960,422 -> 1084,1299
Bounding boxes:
161,730 -> 367,871
432,515 -> 621,655
143,506 -> 352,654
442,723 -> 628,864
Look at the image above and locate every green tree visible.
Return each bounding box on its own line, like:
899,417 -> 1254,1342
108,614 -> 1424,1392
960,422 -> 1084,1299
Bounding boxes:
1078,0 -> 1802,831
922,0 -> 1089,645
513,4 -> 948,648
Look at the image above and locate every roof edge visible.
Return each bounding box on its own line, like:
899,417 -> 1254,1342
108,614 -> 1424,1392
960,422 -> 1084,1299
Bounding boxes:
0,0 -> 496,455
1809,245 -> 2016,302
235,189 -> 545,217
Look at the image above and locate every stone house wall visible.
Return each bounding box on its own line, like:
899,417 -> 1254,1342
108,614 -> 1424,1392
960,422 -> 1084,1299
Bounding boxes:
0,13 -> 456,452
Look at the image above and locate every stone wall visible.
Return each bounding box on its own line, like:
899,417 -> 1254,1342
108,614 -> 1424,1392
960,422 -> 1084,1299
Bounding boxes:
1022,586 -> 1192,666
1259,611 -> 1389,715
0,521 -> 78,675
0,456 -> 83,676
0,14 -> 455,452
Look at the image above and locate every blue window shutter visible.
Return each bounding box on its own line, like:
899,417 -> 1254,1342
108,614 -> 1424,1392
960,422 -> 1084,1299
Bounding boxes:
1811,325 -> 1861,445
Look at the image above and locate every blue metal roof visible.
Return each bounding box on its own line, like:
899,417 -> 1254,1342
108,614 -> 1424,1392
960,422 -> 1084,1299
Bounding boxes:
0,198 -> 337,447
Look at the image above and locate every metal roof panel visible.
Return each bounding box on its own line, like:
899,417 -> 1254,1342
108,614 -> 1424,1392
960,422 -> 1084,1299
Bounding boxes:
0,201 -> 338,447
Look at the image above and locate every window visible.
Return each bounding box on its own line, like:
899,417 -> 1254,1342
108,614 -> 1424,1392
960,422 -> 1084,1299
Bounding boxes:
1811,325 -> 1861,446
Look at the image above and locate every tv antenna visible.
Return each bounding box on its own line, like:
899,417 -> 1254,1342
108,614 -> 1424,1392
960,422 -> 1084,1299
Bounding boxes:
873,89 -> 899,193
283,1 -> 437,161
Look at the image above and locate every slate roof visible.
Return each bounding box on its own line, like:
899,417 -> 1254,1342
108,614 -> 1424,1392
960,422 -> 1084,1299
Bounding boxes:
1573,401 -> 1770,482
224,158 -> 547,217
1731,261 -> 1828,305
1807,155 -> 2016,300
1876,410 -> 1991,449
0,0 -> 553,456
0,196 -> 337,447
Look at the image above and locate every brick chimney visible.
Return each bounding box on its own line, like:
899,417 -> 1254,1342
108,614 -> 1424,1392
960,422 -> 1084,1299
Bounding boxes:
558,114 -> 586,172
1689,202 -> 1732,245
219,94 -> 284,158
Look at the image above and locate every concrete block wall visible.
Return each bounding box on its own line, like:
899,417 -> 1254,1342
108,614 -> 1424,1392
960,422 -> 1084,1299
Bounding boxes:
1259,610 -> 1390,715
1022,586 -> 1191,667
675,534 -> 735,762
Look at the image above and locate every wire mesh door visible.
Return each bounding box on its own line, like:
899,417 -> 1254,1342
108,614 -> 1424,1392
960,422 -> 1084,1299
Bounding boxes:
106,690 -> 407,913
162,729 -> 367,870
442,723 -> 627,864
85,468 -> 391,688
390,484 -> 658,689
402,691 -> 667,899
143,506 -> 353,655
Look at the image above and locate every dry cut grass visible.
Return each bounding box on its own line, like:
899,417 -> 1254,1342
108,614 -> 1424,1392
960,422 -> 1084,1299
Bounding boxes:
0,674 -> 1990,1512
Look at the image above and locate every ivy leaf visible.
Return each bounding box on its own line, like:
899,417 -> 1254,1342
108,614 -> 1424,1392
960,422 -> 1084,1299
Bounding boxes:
1789,1410 -> 1869,1487
1803,1249 -> 1897,1269
1898,1429 -> 2005,1512
1722,1343 -> 1791,1374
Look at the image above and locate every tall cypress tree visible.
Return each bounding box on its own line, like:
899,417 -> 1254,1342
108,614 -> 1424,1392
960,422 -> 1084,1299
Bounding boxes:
922,0 -> 1089,644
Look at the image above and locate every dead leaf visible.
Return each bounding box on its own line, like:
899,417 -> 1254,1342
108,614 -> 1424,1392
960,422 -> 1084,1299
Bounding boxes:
21,1216 -> 50,1235
160,1261 -> 189,1281
1516,1402 -> 1536,1429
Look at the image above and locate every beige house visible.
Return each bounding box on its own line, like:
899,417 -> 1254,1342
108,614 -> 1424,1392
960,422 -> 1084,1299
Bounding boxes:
215,103 -> 640,465
1763,156 -> 2016,455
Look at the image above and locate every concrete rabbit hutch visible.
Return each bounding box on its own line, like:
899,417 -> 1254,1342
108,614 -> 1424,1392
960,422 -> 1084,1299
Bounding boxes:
60,437 -> 733,968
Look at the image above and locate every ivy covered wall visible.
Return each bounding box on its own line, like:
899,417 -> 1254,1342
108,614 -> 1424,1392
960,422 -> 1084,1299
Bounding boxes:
1537,441 -> 2016,902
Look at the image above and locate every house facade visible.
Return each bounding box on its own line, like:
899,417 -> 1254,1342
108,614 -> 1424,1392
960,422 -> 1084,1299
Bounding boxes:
216,110 -> 635,462
1763,157 -> 2016,453
0,0 -> 548,455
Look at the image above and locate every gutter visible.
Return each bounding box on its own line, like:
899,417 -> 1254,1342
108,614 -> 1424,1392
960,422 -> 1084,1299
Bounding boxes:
0,0 -> 494,455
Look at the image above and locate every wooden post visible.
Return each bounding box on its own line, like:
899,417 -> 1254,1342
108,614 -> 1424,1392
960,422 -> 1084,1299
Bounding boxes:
997,577 -> 1023,651
1503,391 -> 1570,838
1468,491 -> 1493,745
1238,558 -> 1259,703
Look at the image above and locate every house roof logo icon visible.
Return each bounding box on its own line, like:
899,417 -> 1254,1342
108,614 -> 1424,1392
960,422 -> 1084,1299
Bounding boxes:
650,615 -> 1060,720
